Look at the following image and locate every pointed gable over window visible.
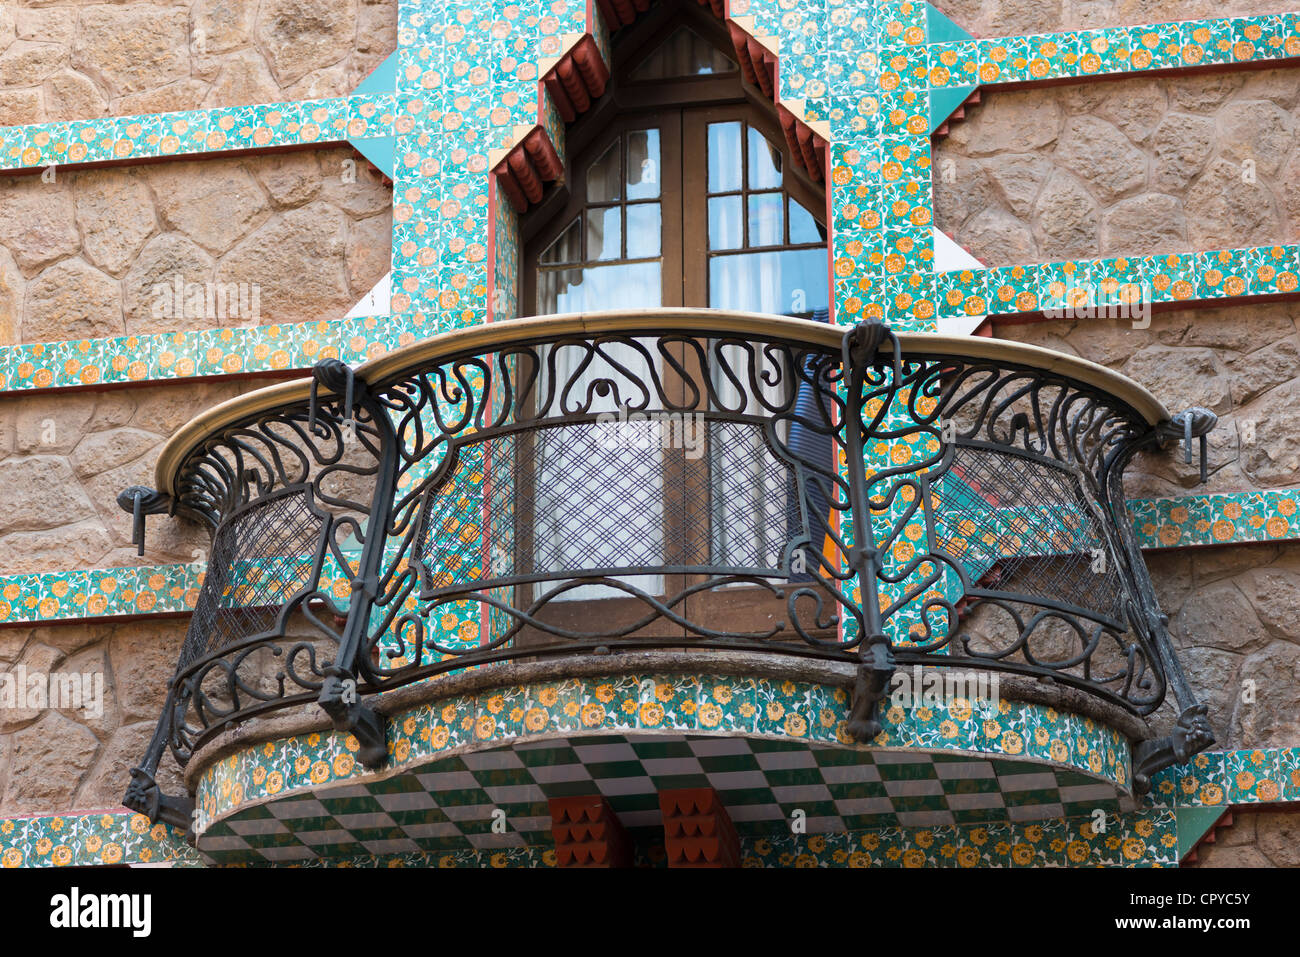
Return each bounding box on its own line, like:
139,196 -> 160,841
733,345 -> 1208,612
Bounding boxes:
629,24 -> 737,80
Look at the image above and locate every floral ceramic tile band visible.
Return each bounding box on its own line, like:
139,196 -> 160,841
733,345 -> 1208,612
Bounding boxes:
940,246 -> 1300,324
0,564 -> 204,625
928,14 -> 1300,89
1129,490 -> 1300,549
0,805 -> 1176,868
0,811 -> 196,869
0,94 -> 396,174
740,811 -> 1178,867
187,674 -> 1132,840
0,315 -> 413,393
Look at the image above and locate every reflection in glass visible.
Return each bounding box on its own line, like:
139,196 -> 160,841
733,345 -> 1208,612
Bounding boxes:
709,248 -> 828,315
539,217 -> 581,264
747,193 -> 783,247
626,203 -> 662,258
626,129 -> 661,200
537,261 -> 662,314
747,125 -> 782,189
789,198 -> 824,244
587,141 -> 621,203
586,207 -> 621,261
707,121 -> 742,193
708,196 -> 742,250
629,26 -> 736,80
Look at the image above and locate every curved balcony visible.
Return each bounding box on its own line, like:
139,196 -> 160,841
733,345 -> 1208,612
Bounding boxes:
119,310 -> 1217,835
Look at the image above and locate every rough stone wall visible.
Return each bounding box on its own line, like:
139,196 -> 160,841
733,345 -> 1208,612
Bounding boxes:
0,0 -> 398,127
0,378 -> 272,575
1184,808 -> 1300,866
1000,303 -> 1300,500
0,143 -> 393,573
932,0 -> 1300,39
934,69 -> 1300,264
0,618 -> 187,815
0,147 -> 393,346
1146,545 -> 1300,749
0,4 -> 397,819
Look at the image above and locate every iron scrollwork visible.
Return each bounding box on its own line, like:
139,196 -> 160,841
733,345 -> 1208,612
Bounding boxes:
355,326 -> 868,679
122,361 -> 397,826
835,323 -> 1217,789
124,314 -> 1219,826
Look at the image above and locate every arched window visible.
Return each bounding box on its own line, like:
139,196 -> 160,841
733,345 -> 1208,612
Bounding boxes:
523,4 -> 828,317
513,5 -> 832,626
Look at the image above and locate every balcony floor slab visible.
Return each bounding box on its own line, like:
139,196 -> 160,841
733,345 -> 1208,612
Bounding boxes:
189,670 -> 1138,865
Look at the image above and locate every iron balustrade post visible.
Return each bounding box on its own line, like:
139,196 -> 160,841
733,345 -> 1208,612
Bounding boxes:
309,358 -> 398,770
1106,427 -> 1216,793
121,685 -> 195,832
840,320 -> 899,742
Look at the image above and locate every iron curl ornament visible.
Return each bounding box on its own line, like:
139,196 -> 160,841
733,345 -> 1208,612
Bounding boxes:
121,311 -> 1216,830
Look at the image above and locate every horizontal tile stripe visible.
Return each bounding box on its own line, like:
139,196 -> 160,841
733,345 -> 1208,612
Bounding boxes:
0,315 -> 418,394
0,93 -> 396,174
1,489 -> 1296,627
927,14 -> 1300,89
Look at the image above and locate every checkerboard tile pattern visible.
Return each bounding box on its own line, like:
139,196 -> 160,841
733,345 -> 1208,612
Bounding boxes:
197,734 -> 1133,864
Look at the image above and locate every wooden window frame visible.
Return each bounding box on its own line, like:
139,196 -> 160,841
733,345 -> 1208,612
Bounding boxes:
512,5 -> 833,641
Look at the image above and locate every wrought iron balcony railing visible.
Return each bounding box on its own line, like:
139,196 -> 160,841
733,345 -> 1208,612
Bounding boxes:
119,311 -> 1217,830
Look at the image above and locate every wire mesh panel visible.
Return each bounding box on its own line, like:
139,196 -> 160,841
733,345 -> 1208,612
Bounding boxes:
707,419 -> 796,570
159,398 -> 385,761
933,444 -> 1124,623
181,489 -> 326,671
413,417 -> 798,590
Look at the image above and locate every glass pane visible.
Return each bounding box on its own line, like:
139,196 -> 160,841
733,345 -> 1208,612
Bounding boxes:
587,140 -> 620,203
626,129 -> 660,200
586,207 -> 620,261
629,26 -> 736,80
537,261 -> 662,313
747,193 -> 783,247
538,268 -> 582,314
789,198 -> 823,245
747,125 -> 782,189
707,121 -> 742,193
625,203 -> 661,258
708,196 -> 742,250
708,248 -> 828,315
539,217 -> 581,264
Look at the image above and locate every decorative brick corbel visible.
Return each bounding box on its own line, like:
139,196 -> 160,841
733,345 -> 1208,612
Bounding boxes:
550,795 -> 634,867
659,787 -> 741,867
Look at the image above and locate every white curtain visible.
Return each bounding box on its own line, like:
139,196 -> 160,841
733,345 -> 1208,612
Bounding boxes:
709,342 -> 790,573
534,263 -> 665,601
